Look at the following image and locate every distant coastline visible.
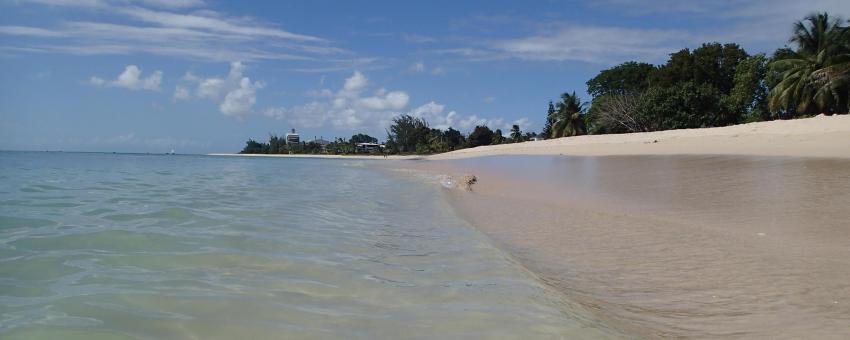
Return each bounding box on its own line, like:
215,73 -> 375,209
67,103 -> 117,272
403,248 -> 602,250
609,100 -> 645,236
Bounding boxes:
215,114 -> 850,160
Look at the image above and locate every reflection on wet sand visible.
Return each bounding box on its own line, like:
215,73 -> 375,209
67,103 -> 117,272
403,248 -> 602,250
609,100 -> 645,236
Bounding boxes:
406,155 -> 850,339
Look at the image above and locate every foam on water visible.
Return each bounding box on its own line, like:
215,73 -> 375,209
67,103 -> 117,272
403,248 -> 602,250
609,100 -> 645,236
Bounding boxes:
0,152 -> 615,339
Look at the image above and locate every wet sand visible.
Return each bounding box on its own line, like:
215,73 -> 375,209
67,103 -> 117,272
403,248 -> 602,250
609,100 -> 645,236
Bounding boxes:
396,155 -> 850,338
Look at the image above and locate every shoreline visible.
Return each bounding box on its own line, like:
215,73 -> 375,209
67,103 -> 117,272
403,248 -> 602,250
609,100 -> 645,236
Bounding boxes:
427,114 -> 850,160
395,154 -> 850,338
214,115 -> 850,161
382,115 -> 850,337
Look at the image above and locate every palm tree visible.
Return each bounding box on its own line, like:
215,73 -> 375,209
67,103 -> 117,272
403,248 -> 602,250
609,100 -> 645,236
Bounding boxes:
509,124 -> 522,142
549,92 -> 587,137
769,13 -> 850,115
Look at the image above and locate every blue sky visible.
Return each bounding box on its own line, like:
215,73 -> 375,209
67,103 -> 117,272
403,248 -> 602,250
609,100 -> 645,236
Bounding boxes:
1,0 -> 848,153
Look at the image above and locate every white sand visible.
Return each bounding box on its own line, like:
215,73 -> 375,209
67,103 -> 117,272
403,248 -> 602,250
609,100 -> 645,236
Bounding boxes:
429,114 -> 850,160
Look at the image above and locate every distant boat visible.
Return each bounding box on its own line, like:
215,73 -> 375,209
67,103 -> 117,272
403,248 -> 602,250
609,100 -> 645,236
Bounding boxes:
167,149 -> 176,155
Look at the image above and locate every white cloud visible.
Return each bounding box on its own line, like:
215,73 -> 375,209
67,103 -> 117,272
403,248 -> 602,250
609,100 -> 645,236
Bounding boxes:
409,101 -> 454,130
409,61 -> 426,73
509,117 -> 533,133
1,1 -> 370,66
342,70 -> 368,94
89,76 -> 106,86
138,0 -> 205,9
264,71 -> 410,131
407,100 -> 528,133
483,96 -> 495,103
173,85 -> 190,100
175,61 -> 264,117
115,6 -> 323,42
220,77 -> 263,116
263,72 -> 528,134
406,61 -> 444,75
89,65 -> 162,91
458,114 -> 504,131
491,26 -> 690,64
401,33 -> 437,44
0,25 -> 66,37
357,89 -> 409,110
442,0 -> 850,65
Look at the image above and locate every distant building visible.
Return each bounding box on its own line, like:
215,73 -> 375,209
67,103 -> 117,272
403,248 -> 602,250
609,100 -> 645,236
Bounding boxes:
355,142 -> 383,153
307,136 -> 331,151
285,129 -> 300,145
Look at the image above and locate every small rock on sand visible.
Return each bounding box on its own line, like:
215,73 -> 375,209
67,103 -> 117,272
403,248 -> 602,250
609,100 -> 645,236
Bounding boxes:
460,175 -> 477,191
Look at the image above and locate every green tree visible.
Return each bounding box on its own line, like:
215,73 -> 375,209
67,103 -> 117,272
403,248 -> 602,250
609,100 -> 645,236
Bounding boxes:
492,129 -> 505,144
638,81 -> 723,130
549,92 -> 587,138
726,54 -> 770,122
468,125 -> 494,147
444,127 -> 465,150
424,128 -> 449,153
387,114 -> 430,153
769,13 -> 850,115
349,133 -> 378,145
240,139 -> 268,154
509,124 -> 523,142
586,61 -> 655,97
652,43 -> 748,93
540,101 -> 555,139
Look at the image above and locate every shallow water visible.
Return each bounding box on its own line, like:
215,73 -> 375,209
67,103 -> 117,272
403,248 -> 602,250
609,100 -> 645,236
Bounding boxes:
0,152 -> 615,339
416,155 -> 850,339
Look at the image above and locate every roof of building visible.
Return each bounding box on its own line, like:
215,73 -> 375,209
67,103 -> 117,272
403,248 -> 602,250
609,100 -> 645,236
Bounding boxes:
307,138 -> 331,145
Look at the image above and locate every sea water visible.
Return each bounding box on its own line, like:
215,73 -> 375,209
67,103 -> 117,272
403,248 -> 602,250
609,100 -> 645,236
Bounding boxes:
0,152 -> 613,339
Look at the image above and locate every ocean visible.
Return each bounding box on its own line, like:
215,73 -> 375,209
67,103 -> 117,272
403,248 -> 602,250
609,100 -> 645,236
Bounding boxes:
0,152 -> 614,339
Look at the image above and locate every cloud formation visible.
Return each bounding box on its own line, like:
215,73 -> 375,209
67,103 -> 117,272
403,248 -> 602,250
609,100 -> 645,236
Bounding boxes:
264,71 -> 409,131
407,61 -> 445,75
492,26 -> 689,64
90,65 -> 162,91
0,0 -> 370,67
175,61 -> 264,117
437,0 -> 850,65
265,71 -> 529,134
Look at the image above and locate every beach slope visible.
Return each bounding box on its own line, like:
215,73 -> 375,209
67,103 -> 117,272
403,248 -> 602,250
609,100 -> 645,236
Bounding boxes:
428,114 -> 850,160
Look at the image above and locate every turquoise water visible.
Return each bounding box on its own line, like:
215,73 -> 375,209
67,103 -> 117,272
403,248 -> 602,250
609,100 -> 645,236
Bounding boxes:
0,152 -> 612,339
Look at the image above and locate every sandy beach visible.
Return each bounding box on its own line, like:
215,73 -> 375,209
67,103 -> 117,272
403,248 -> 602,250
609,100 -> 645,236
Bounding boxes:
428,114 -> 850,160
388,115 -> 850,338
213,115 -> 850,161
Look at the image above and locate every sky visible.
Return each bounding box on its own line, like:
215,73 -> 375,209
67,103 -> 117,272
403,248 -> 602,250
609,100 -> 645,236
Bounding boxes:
1,0 -> 848,153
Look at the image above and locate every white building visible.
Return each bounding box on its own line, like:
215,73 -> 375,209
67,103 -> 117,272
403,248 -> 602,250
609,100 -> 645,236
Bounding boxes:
285,129 -> 300,145
355,142 -> 383,153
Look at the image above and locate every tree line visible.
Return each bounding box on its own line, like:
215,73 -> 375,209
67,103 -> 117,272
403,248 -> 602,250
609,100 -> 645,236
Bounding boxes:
242,12 -> 848,155
544,12 -> 849,138
240,133 -> 381,155
240,117 -> 537,155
